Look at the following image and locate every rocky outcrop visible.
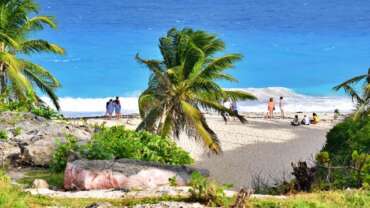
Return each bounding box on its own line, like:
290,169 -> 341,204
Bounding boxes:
64,159 -> 209,191
32,179 -> 49,189
0,112 -> 92,166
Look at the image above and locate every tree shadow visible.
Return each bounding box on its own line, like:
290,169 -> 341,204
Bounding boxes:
191,123 -> 328,190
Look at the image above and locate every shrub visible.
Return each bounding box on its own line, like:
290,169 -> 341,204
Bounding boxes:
50,136 -> 80,172
14,127 -> 22,137
84,126 -> 193,165
0,130 -> 7,141
50,126 -> 193,172
31,106 -> 63,120
315,116 -> 370,189
323,117 -> 370,164
189,171 -> 232,207
0,170 -> 28,208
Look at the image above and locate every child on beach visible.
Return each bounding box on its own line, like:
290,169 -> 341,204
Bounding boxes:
113,96 -> 121,120
267,97 -> 275,119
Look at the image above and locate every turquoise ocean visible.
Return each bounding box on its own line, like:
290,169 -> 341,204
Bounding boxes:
33,0 -> 370,116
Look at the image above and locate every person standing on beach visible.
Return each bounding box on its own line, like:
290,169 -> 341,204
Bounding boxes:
267,97 -> 275,119
231,101 -> 239,121
279,96 -> 285,119
106,99 -> 114,119
113,96 -> 121,120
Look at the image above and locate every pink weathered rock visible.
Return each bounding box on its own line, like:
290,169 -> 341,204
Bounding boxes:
64,159 -> 208,191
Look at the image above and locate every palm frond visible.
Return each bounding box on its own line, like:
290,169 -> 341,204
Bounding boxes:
223,90 -> 257,101
20,39 -> 65,55
23,15 -> 57,31
180,100 -> 221,154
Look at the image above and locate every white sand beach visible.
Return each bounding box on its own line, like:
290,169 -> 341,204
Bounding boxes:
72,112 -> 341,189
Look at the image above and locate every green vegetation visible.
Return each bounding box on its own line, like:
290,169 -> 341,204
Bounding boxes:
315,116 -> 370,189
50,135 -> 79,172
1,169 -> 370,207
249,190 -> 370,208
31,106 -> 63,119
16,169 -> 64,189
137,28 -> 256,154
333,68 -> 369,120
0,101 -> 63,119
0,0 -> 64,110
14,127 -> 22,136
189,171 -> 233,207
51,126 -> 193,172
0,130 -> 7,141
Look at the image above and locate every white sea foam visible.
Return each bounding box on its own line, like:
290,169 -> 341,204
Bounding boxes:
42,87 -> 355,118
233,87 -> 354,113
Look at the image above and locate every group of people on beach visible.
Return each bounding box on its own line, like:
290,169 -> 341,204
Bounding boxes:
265,96 -> 320,125
105,96 -> 121,119
290,113 -> 320,126
266,96 -> 285,119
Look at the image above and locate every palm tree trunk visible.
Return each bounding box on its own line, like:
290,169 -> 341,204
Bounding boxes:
157,105 -> 168,135
0,42 -> 7,97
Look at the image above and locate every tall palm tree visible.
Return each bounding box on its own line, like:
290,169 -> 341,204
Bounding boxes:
0,0 -> 64,109
136,28 -> 256,154
333,68 -> 370,120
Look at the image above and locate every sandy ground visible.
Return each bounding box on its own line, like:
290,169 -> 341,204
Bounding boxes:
70,112 -> 341,189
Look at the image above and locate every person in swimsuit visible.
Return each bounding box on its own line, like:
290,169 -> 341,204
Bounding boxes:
267,97 -> 275,119
113,96 -> 121,120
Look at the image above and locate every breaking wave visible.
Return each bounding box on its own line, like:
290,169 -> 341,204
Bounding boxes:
42,87 -> 355,118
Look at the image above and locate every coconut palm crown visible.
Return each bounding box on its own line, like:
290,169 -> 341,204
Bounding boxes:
136,28 -> 256,154
333,68 -> 370,120
0,0 -> 65,109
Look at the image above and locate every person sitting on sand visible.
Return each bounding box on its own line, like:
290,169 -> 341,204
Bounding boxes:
310,113 -> 320,124
113,96 -> 121,120
105,99 -> 114,119
291,115 -> 300,126
267,97 -> 275,119
279,96 -> 285,119
301,115 -> 310,125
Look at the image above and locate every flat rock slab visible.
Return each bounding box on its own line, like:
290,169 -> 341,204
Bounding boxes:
26,186 -> 192,199
64,159 -> 209,191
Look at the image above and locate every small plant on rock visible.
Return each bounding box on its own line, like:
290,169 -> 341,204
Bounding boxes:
50,135 -> 81,172
0,130 -> 8,141
189,171 -> 232,207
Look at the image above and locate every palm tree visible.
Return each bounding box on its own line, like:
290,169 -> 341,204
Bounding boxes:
333,68 -> 370,120
136,28 -> 256,154
0,0 -> 64,110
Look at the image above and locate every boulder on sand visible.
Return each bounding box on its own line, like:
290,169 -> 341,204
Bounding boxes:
64,159 -> 209,191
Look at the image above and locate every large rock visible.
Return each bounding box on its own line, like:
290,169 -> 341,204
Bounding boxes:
0,112 -> 92,166
64,159 -> 209,191
0,142 -> 21,166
